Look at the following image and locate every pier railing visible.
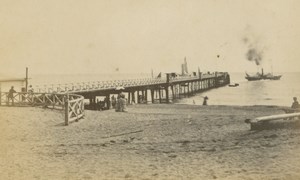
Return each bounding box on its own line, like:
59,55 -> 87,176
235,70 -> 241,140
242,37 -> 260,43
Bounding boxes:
34,78 -> 167,93
0,92 -> 84,125
32,72 -> 228,93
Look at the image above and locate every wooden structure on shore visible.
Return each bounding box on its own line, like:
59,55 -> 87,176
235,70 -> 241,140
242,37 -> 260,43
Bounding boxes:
0,92 -> 84,125
0,70 -> 230,125
32,72 -> 230,107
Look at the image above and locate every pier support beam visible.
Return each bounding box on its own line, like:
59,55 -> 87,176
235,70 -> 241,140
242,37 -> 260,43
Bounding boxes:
128,92 -> 131,104
151,89 -> 154,103
158,89 -> 162,103
131,91 -> 135,104
165,86 -> 169,103
171,85 -> 175,101
144,89 -> 148,103
187,83 -> 190,96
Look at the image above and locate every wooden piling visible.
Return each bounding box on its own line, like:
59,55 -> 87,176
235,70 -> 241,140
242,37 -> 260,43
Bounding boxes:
25,67 -> 28,92
128,92 -> 131,104
64,94 -> 69,126
171,85 -> 175,101
158,88 -> 162,103
106,94 -> 110,109
131,91 -> 135,104
137,90 -> 140,103
0,88 -> 1,106
187,83 -> 190,96
151,89 -> 154,103
165,86 -> 169,103
145,89 -> 148,103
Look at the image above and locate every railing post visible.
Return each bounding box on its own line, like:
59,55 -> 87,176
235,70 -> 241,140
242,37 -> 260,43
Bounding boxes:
64,94 -> 69,126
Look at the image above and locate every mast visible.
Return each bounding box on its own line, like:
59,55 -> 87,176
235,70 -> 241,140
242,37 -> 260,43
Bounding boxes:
271,64 -> 273,75
25,67 -> 28,92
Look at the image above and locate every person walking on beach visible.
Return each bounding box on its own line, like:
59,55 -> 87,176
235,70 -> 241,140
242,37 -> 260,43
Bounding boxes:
8,86 -> 16,106
115,94 -> 121,112
119,93 -> 127,112
291,97 -> 300,111
203,96 -> 208,106
115,92 -> 127,112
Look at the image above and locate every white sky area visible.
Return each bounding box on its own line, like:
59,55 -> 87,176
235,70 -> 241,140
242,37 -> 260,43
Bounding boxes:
0,0 -> 299,76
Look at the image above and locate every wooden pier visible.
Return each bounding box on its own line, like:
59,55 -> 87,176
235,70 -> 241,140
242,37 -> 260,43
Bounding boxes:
0,71 -> 230,125
32,71 -> 230,106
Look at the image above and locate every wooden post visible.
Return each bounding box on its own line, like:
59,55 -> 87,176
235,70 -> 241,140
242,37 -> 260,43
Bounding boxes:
177,85 -> 180,98
187,83 -> 190,96
165,86 -> 169,103
144,89 -> 148,103
106,94 -> 110,109
158,88 -> 162,103
131,91 -> 135,104
151,89 -> 154,103
179,85 -> 182,97
137,90 -> 140,103
142,90 -> 145,103
25,67 -> 28,92
128,92 -> 131,104
0,84 -> 2,106
215,72 -> 218,87
171,85 -> 175,101
64,94 -> 69,126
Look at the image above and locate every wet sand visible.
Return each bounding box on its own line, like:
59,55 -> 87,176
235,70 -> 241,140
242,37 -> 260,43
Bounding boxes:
1,104 -> 300,179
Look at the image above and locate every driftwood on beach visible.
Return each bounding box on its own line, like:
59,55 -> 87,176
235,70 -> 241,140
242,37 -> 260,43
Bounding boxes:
249,112 -> 300,130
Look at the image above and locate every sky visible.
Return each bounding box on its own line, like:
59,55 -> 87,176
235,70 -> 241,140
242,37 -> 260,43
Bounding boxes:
0,0 -> 300,76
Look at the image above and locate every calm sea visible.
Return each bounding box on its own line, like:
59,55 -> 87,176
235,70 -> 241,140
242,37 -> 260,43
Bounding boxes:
4,72 -> 299,107
177,72 -> 300,107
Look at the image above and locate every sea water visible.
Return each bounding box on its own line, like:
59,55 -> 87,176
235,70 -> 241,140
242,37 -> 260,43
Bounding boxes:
177,72 -> 300,107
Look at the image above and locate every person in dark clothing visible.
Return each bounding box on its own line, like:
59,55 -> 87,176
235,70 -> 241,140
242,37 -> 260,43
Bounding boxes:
111,95 -> 116,108
291,97 -> 300,110
8,86 -> 16,105
202,96 -> 208,106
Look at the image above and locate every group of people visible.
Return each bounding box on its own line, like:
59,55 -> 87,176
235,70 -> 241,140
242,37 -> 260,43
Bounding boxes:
113,92 -> 127,112
7,85 -> 34,106
5,84 -> 300,114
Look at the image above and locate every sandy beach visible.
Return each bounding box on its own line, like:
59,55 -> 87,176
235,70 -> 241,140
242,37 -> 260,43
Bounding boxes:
1,104 -> 300,180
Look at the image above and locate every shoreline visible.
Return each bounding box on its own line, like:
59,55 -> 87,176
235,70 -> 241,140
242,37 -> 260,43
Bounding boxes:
1,104 -> 300,179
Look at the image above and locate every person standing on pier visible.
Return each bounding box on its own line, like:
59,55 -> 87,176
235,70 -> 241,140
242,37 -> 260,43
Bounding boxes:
203,96 -> 208,106
8,86 -> 16,106
28,85 -> 34,94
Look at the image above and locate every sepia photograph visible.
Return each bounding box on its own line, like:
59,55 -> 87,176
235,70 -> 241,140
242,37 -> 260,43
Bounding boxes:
1,0 -> 300,179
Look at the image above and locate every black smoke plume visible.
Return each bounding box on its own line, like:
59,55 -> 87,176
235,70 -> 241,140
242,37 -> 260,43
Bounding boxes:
242,32 -> 264,66
246,48 -> 263,66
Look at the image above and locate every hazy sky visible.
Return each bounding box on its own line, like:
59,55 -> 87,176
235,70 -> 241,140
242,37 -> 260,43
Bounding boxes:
0,0 -> 299,76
